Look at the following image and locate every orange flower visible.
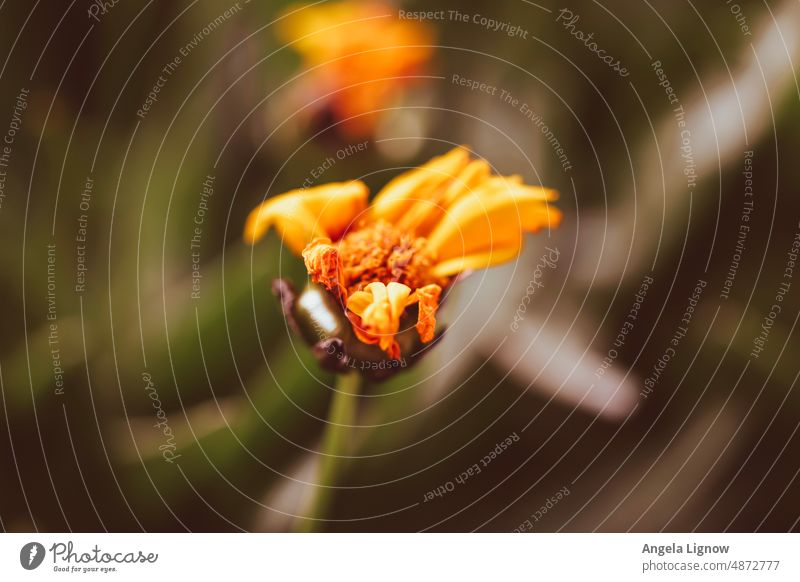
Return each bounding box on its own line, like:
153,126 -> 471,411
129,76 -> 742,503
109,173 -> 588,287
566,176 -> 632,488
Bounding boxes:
277,1 -> 434,137
245,147 -> 562,359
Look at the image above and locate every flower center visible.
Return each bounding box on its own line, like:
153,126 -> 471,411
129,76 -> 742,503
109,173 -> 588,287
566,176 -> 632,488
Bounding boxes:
337,220 -> 444,295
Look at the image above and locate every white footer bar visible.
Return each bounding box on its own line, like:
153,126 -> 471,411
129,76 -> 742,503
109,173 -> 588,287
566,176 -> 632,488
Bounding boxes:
1,533 -> 797,580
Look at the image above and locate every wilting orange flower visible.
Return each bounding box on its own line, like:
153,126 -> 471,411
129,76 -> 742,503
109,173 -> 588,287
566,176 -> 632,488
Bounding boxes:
277,1 -> 434,137
245,147 -> 562,359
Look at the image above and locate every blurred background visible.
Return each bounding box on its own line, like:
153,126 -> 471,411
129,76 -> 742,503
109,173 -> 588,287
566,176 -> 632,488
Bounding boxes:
0,0 -> 799,532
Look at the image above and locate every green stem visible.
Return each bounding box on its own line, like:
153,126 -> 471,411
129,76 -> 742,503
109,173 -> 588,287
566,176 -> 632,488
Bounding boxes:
298,371 -> 362,532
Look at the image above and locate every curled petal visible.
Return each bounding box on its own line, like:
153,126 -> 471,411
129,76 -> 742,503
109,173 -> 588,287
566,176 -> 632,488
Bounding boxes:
369,147 -> 470,225
244,181 -> 368,253
345,289 -> 375,317
395,158 -> 493,236
302,239 -> 346,302
426,183 -> 562,276
346,281 -> 413,358
411,284 -> 441,343
439,159 -> 492,207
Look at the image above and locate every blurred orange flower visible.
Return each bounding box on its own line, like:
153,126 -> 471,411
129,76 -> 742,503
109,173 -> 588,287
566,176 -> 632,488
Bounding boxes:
245,147 -> 562,359
277,1 -> 435,138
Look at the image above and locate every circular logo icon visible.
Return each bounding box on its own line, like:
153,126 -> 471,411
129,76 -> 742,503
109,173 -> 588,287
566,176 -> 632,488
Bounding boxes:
19,542 -> 46,570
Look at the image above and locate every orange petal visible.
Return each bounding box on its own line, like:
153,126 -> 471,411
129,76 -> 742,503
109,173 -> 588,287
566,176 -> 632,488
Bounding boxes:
440,159 -> 492,208
301,239 -> 347,301
396,158 -> 492,236
411,284 -> 441,343
429,243 -> 523,279
369,147 -> 470,225
345,290 -> 373,317
244,181 -> 368,254
426,181 -> 562,272
345,281 -> 412,357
